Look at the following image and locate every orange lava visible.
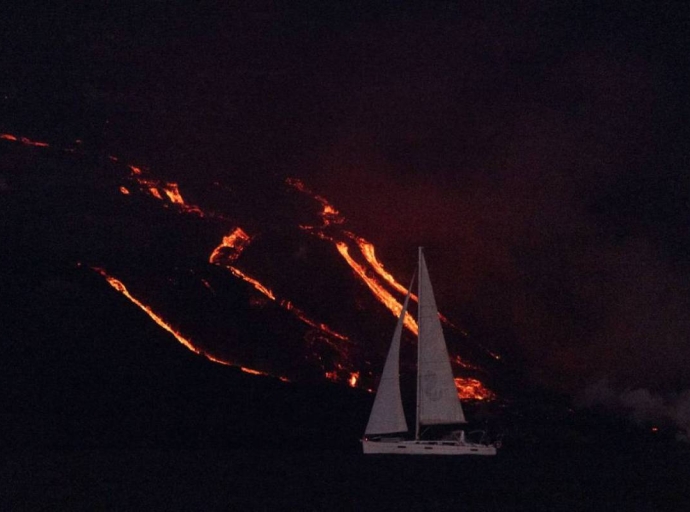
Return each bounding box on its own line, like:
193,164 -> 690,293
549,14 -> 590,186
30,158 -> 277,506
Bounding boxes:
5,131 -> 496,397
454,377 -> 495,401
226,266 -> 276,300
123,166 -> 205,217
162,183 -> 183,204
353,235 -> 461,329
287,178 -> 497,399
210,228 -> 350,349
286,177 -> 344,227
93,267 -> 202,356
209,227 -> 251,264
355,237 -> 419,301
148,187 -> 163,200
0,133 -> 49,147
336,241 -> 418,334
453,355 -> 481,371
280,300 -> 348,341
91,266 -> 286,380
349,371 -> 359,388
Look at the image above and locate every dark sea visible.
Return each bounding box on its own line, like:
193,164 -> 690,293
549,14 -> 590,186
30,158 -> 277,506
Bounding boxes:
2,444 -> 688,511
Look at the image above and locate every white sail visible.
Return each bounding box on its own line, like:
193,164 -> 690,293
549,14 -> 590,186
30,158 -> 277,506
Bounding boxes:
417,249 -> 466,426
364,276 -> 414,436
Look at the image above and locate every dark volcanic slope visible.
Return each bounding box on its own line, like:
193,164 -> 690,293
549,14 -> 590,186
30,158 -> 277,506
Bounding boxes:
1,256 -> 370,450
0,135 -> 505,392
0,139 -> 374,448
1,134 -> 514,451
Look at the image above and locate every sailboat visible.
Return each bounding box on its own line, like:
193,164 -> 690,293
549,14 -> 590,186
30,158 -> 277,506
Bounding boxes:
362,247 -> 498,455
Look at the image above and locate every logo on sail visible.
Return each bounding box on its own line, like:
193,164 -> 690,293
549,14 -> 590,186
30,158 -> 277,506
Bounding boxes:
422,370 -> 443,402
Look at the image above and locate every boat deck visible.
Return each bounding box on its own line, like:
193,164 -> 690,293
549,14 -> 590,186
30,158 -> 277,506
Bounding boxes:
362,438 -> 497,456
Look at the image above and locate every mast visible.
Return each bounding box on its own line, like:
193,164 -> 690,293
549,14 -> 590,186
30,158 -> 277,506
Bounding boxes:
415,246 -> 422,440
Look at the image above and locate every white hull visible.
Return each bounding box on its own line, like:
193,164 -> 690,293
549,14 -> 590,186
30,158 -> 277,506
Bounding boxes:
362,438 -> 497,456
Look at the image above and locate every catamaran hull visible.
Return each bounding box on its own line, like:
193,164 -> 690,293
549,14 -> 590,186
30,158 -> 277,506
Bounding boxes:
362,439 -> 497,456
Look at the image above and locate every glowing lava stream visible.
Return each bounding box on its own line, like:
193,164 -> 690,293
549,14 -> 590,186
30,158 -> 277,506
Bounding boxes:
351,235 -> 463,331
209,227 -> 350,348
287,177 -> 495,400
336,241 -> 418,334
90,266 -> 286,381
287,178 -> 418,333
355,238 -> 418,301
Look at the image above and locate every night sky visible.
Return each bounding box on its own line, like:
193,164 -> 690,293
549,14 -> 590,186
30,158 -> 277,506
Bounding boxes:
2,1 -> 689,397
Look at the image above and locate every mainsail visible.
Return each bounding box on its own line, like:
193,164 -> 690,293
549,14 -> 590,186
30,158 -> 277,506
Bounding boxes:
364,275 -> 414,435
417,248 -> 466,428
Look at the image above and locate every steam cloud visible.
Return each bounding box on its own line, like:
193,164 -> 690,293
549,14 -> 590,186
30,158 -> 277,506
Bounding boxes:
576,379 -> 690,441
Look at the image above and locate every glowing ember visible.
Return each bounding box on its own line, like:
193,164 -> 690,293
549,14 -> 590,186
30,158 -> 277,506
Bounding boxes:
121,165 -> 205,216
349,371 -> 359,388
487,349 -> 502,361
162,182 -> 185,204
148,187 -> 163,200
280,300 -> 348,341
286,177 -> 344,227
200,278 -> 215,293
0,133 -> 49,147
453,355 -> 481,371
119,186 -> 130,195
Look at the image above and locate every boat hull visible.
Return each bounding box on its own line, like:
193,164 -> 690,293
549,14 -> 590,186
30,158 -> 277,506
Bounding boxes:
362,439 -> 497,456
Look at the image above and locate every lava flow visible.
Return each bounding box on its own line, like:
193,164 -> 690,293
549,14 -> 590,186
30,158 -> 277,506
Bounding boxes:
90,265 -> 286,380
3,132 -> 496,400
455,377 -> 496,401
286,178 -> 418,332
335,241 -> 419,334
120,164 -> 205,217
357,238 -> 419,300
209,227 -> 350,351
287,177 -> 496,400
